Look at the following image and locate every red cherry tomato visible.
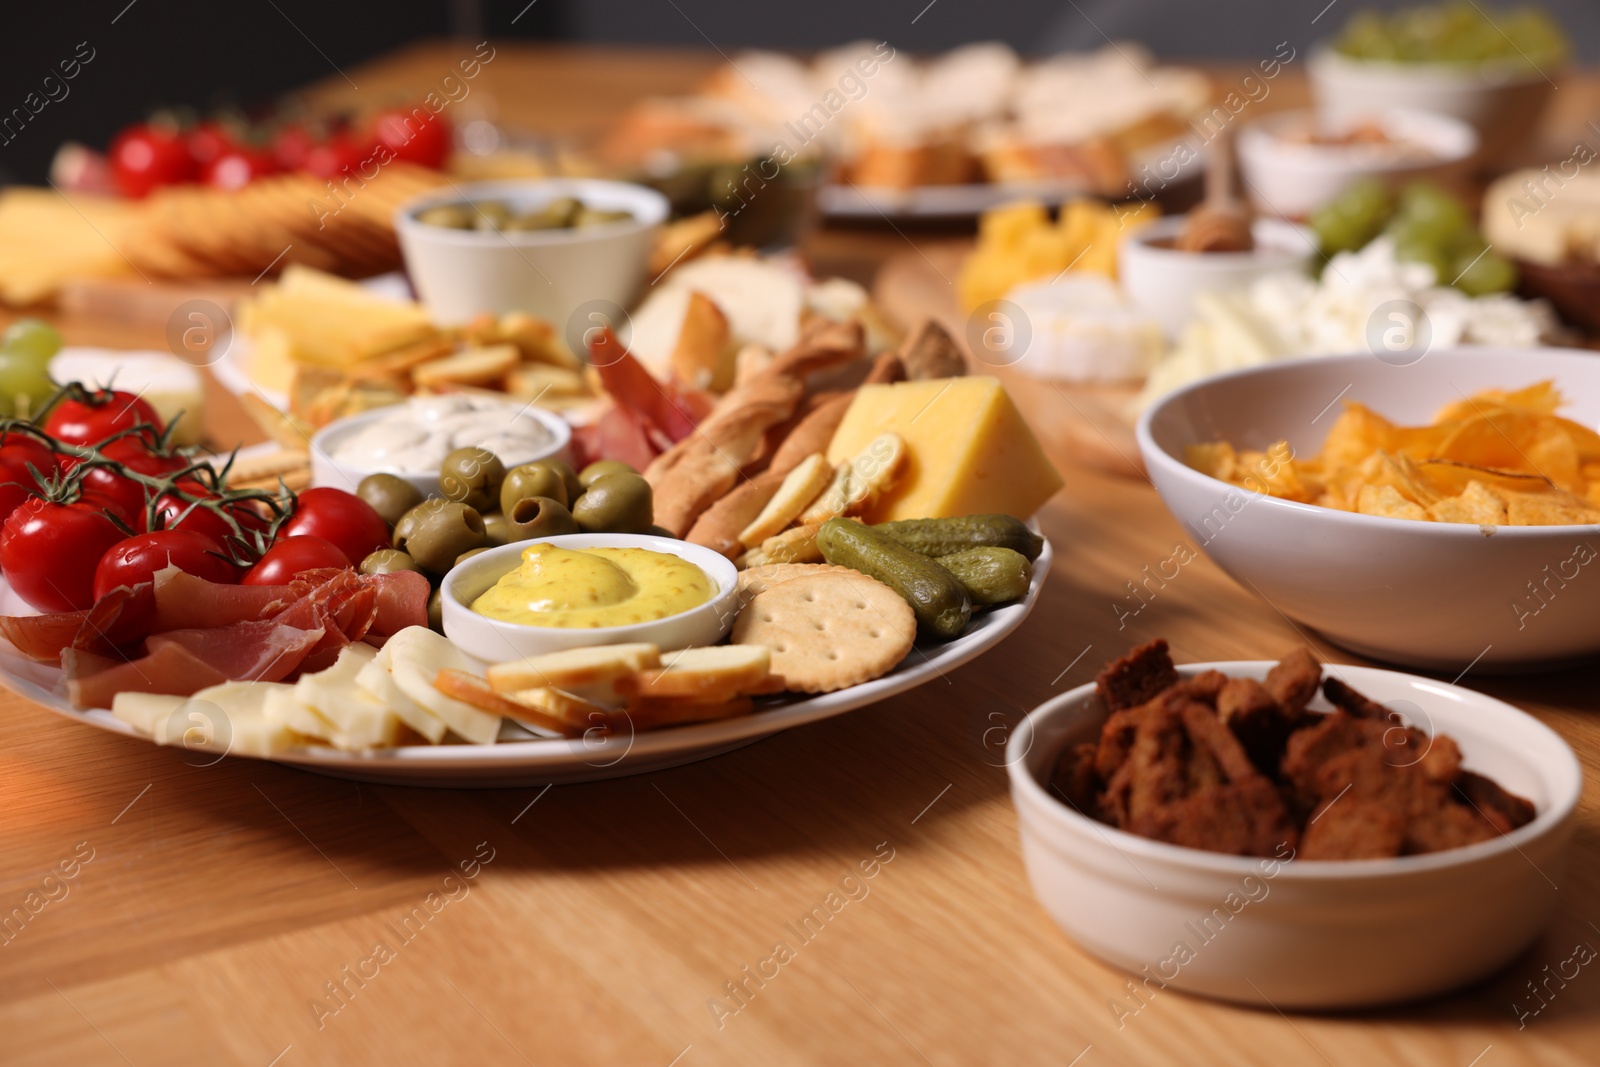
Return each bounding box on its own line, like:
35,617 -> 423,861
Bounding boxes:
44,390 -> 164,448
0,498 -> 127,610
152,487 -> 232,541
202,145 -> 277,191
92,529 -> 234,600
0,436 -> 59,521
271,123 -> 316,171
371,106 -> 451,169
301,134 -> 369,179
282,487 -> 389,565
109,123 -> 196,198
185,120 -> 236,170
242,535 -> 350,586
74,468 -> 146,527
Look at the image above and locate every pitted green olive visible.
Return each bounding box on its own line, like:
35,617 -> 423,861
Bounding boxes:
394,500 -> 490,573
483,511 -> 513,545
359,549 -> 423,576
357,473 -> 424,527
455,546 -> 492,567
572,472 -> 653,534
428,587 -> 444,632
500,461 -> 568,513
439,447 -> 505,512
578,459 -> 636,489
505,496 -> 580,541
391,498 -> 452,549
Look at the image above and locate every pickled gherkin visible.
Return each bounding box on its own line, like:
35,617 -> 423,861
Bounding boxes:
869,514 -> 1043,561
816,518 -> 971,640
936,546 -> 1033,605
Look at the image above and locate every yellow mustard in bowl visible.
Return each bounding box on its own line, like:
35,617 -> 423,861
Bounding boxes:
471,543 -> 712,628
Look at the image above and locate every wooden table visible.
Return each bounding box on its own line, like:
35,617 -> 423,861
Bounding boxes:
5,44 -> 1600,1067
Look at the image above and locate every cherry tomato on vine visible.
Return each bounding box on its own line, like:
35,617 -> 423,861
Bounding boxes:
301,134 -> 369,179
92,529 -> 234,600
282,487 -> 389,565
241,535 -> 349,585
202,145 -> 277,191
184,120 -> 236,171
44,390 -> 164,448
73,467 -> 147,528
0,498 -> 127,610
0,437 -> 59,521
371,106 -> 451,169
109,123 -> 196,199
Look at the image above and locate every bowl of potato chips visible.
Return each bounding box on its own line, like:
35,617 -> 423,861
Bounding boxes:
1137,349 -> 1600,671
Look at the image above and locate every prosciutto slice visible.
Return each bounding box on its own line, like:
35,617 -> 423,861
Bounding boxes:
66,641 -> 230,710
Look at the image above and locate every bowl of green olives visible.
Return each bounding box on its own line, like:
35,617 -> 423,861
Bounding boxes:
439,533 -> 742,661
394,178 -> 669,327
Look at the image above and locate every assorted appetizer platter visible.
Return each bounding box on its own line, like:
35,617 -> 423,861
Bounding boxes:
0,301 -> 1062,784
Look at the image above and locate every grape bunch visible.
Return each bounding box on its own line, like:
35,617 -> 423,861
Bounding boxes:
1310,179 -> 1517,296
0,320 -> 61,419
1335,2 -> 1568,68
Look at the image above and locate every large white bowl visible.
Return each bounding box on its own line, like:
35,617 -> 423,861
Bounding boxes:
1118,216 -> 1314,339
1137,349 -> 1600,670
1008,661 -> 1580,1008
308,401 -> 571,498
1236,107 -> 1477,220
440,533 -> 741,662
394,179 -> 669,328
1308,47 -> 1557,166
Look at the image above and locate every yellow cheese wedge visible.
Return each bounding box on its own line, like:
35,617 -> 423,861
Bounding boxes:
825,376 -> 1063,522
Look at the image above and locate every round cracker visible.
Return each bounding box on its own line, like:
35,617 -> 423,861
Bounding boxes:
735,563 -> 854,600
732,572 -> 915,693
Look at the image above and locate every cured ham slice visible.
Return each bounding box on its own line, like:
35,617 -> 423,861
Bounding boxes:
0,584 -> 154,663
66,641 -> 230,710
147,619 -> 324,685
369,570 -> 429,640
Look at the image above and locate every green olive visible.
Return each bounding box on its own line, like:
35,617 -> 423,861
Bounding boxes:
470,200 -> 513,231
439,447 -> 505,512
455,546 -> 492,567
395,500 -> 490,573
505,496 -> 580,541
483,511 -> 512,545
573,207 -> 633,228
548,457 -> 582,502
578,459 -> 636,489
572,472 -> 653,534
359,549 -> 424,576
428,587 -> 444,632
357,473 -> 423,527
500,461 -> 568,513
391,498 -> 452,550
416,204 -> 474,229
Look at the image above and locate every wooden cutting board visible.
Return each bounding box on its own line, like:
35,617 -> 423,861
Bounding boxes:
872,241 -> 1146,479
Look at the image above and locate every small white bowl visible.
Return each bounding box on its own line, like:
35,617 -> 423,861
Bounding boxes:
308,402 -> 572,498
1118,216 -> 1314,339
1008,661 -> 1580,1009
439,533 -> 741,662
1308,47 -> 1557,165
394,179 -> 670,328
1137,348 -> 1600,670
1237,107 -> 1477,220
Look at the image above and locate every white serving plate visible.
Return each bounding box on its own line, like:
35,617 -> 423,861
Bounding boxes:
818,135 -> 1206,218
1010,661 -> 1581,1008
0,538 -> 1050,787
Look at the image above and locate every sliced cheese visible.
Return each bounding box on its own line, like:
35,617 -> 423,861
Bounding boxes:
263,685 -> 338,743
356,653 -> 448,744
171,681 -> 298,757
825,376 -> 1063,522
382,627 -> 501,745
286,643 -> 404,751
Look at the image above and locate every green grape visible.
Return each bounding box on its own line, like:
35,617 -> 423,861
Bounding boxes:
1454,250 -> 1518,296
1340,178 -> 1395,228
1393,237 -> 1453,286
0,351 -> 56,419
1396,182 -> 1470,229
1311,206 -> 1366,256
1,319 -> 62,368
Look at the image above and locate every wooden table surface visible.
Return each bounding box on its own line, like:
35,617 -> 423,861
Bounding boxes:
4,43 -> 1600,1067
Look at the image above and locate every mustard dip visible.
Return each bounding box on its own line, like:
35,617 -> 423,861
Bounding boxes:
472,543 -> 712,628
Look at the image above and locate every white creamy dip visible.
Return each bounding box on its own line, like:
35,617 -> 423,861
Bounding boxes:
331,395 -> 557,473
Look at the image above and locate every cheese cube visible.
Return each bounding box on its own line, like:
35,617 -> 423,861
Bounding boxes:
825,376 -> 1063,522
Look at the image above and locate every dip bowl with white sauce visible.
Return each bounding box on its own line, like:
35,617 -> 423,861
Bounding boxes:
309,394 -> 572,498
440,534 -> 741,661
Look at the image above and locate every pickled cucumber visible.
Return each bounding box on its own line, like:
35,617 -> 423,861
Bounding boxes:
816,518 -> 971,640
937,546 -> 1032,605
870,515 -> 1043,561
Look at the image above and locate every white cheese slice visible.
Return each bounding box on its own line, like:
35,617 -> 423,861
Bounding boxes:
356,653 -> 448,744
263,685 -> 338,743
381,627 -> 500,745
291,643 -> 403,750
172,681 -> 298,757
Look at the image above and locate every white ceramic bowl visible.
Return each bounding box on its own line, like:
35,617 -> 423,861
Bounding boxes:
1008,661 -> 1580,1008
1137,348 -> 1600,670
1236,107 -> 1477,220
1118,216 -> 1314,339
1308,47 -> 1556,166
394,179 -> 670,328
308,401 -> 571,498
440,533 -> 741,662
